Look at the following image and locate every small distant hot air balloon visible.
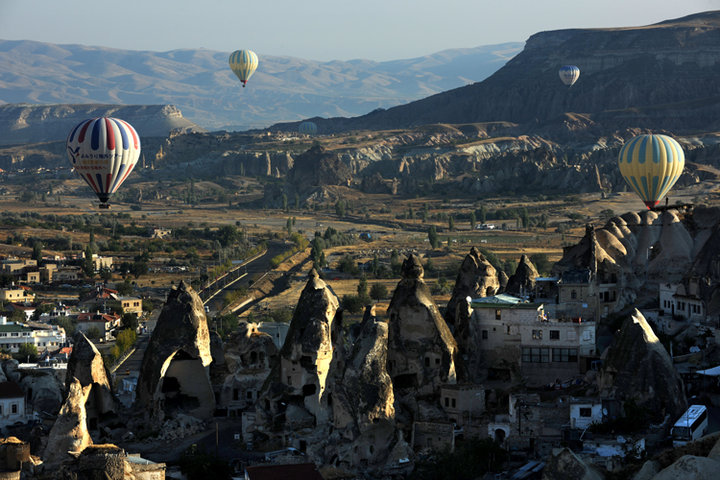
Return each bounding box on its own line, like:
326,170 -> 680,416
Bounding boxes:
617,134 -> 685,209
298,121 -> 318,135
229,50 -> 259,87
559,65 -> 580,86
66,117 -> 140,209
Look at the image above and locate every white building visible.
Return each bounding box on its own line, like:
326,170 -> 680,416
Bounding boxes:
0,317 -> 66,353
470,294 -> 597,385
0,381 -> 26,428
659,282 -> 705,322
570,400 -> 603,429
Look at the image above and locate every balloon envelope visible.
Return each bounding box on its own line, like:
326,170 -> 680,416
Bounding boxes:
66,117 -> 140,208
229,50 -> 259,87
559,65 -> 580,86
617,134 -> 684,209
298,121 -> 318,135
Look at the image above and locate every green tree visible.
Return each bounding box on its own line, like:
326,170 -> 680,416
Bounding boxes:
286,218 -> 293,235
357,275 -> 369,302
99,266 -> 113,283
448,216 -> 455,232
335,199 -> 346,217
32,241 -> 43,263
479,204 -> 487,223
86,326 -> 102,341
117,278 -> 134,296
121,313 -> 138,332
130,261 -> 148,279
369,283 -> 388,301
469,212 -> 476,231
81,246 -> 95,277
16,343 -> 38,362
341,295 -> 364,314
428,226 -> 440,249
116,328 -> 137,353
338,255 -> 359,275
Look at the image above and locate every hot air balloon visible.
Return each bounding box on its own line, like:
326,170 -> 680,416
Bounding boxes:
617,134 -> 684,209
229,50 -> 259,87
559,65 -> 580,86
66,117 -> 140,209
298,121 -> 318,135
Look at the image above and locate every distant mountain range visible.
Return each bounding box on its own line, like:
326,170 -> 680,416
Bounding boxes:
0,39 -> 521,131
282,11 -> 720,134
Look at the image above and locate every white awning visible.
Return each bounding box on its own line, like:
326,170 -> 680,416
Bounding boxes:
696,365 -> 720,376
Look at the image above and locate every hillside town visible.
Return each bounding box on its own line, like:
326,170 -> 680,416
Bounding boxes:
0,205 -> 716,479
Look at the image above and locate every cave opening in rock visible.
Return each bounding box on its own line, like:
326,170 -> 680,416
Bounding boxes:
392,373 -> 418,389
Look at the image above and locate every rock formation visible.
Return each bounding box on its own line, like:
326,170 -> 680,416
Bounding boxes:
218,322 -> 277,414
652,455 -> 720,480
327,306 -> 408,472
134,281 -> 214,426
44,378 -> 93,467
387,254 -> 458,400
444,247 -> 500,327
453,296 -> 485,384
505,254 -> 539,297
277,268 -> 341,422
542,447 -> 604,480
65,332 -> 117,432
60,444 -> 166,480
598,309 -> 686,420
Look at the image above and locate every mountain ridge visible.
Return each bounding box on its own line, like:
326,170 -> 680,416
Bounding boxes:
0,39 -> 522,131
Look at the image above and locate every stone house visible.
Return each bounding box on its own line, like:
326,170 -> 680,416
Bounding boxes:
76,313 -> 121,341
440,385 -> 485,427
0,317 -> 66,353
0,382 -> 26,429
569,399 -> 603,430
411,421 -> 455,453
659,281 -> 705,322
119,297 -> 143,316
0,288 -> 34,303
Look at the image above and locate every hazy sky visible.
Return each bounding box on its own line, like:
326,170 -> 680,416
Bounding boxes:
1,0 -> 718,61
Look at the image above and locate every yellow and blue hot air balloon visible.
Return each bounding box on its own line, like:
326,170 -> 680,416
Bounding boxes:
66,117 -> 141,209
617,134 -> 684,209
229,50 -> 259,87
559,65 -> 580,86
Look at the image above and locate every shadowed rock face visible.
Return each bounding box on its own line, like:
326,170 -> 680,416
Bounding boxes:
44,378 -> 93,467
387,254 -> 458,396
543,447 -> 604,480
505,254 -> 539,297
328,306 -> 403,471
65,332 -> 117,425
135,281 -> 214,425
444,247 -> 500,327
279,268 -> 341,421
218,323 -> 277,412
598,309 -> 686,420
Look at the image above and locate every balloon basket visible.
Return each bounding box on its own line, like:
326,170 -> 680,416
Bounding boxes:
99,203 -> 110,210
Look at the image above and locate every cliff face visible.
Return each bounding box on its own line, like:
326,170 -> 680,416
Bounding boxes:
297,11 -> 720,133
0,103 -> 202,145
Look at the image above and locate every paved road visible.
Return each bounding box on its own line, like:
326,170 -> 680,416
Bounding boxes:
204,240 -> 289,315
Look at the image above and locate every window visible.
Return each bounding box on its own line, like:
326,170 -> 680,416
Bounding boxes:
246,391 -> 253,400
552,348 -> 579,363
579,407 -> 592,417
425,357 -> 430,367
11,404 -> 17,414
571,290 -> 577,299
482,330 -> 488,340
233,389 -> 239,401
532,329 -> 543,340
445,397 -> 449,407
495,309 -> 502,320
451,399 -> 456,408
550,330 -> 560,340
522,347 -> 550,363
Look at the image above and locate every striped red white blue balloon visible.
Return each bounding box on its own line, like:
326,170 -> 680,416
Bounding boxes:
66,117 -> 140,208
